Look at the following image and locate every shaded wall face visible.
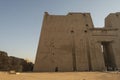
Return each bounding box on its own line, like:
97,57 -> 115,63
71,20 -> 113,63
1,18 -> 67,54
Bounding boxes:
0,51 -> 33,72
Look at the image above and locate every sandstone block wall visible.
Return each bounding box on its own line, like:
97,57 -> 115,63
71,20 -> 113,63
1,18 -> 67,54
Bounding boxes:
34,12 -> 120,72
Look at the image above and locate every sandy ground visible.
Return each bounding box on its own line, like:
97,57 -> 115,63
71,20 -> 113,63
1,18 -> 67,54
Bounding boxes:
0,72 -> 120,80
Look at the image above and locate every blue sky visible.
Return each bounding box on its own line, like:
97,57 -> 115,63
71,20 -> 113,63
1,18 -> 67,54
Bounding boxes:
0,0 -> 120,62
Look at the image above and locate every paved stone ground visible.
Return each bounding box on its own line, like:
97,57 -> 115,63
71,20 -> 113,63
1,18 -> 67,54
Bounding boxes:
0,72 -> 120,80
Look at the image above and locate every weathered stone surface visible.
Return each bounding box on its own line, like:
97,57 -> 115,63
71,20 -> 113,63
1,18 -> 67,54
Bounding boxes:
0,51 -> 33,72
0,51 -> 9,71
34,12 -> 120,72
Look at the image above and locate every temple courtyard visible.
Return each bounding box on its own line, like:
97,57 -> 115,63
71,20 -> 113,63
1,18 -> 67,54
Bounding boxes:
0,72 -> 120,80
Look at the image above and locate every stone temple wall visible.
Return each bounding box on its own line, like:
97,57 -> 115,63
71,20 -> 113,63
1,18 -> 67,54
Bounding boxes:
34,12 -> 120,72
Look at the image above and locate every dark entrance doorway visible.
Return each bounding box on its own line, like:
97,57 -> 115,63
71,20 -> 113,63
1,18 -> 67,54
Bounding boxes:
55,67 -> 58,72
101,42 -> 116,71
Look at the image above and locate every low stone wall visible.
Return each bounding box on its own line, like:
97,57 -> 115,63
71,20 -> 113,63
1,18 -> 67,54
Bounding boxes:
0,51 -> 33,72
